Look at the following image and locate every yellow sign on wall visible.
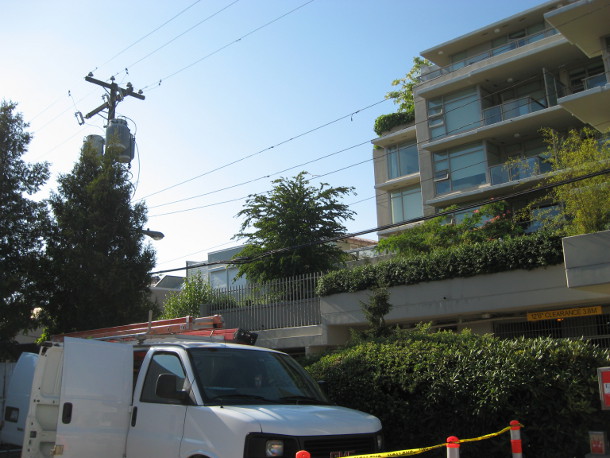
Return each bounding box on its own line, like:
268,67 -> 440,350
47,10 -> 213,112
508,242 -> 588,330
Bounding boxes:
527,306 -> 603,322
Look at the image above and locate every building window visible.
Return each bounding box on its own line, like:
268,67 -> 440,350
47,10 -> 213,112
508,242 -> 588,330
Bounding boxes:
428,87 -> 481,140
391,185 -> 423,224
434,142 -> 487,195
388,142 -> 419,179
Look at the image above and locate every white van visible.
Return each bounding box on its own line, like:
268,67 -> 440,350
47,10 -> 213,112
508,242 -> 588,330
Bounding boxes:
1,352 -> 38,447
18,316 -> 383,458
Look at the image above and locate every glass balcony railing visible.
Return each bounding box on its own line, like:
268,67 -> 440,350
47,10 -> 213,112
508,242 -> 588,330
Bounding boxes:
482,96 -> 547,126
419,28 -> 558,82
583,72 -> 608,90
489,156 -> 552,186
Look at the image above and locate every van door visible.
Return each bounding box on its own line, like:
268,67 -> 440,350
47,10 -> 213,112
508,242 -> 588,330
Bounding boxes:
126,350 -> 188,457
55,338 -> 133,458
1,352 -> 38,447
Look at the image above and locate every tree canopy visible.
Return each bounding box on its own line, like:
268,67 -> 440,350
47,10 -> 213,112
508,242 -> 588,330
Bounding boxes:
233,172 -> 355,283
161,273 -> 209,319
40,145 -> 156,335
0,101 -> 50,349
533,127 -> 610,235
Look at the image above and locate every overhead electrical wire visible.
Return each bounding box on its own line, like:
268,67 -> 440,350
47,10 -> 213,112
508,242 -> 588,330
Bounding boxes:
93,0 -> 205,75
149,167 -> 610,275
137,98 -> 387,202
145,73 -> 547,216
113,0 -> 241,78
140,0 -> 316,92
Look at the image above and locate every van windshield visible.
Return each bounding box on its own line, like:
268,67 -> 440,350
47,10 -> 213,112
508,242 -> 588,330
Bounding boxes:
188,347 -> 330,406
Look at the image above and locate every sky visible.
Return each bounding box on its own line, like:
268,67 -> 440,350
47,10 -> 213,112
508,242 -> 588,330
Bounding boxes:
2,0 -> 547,276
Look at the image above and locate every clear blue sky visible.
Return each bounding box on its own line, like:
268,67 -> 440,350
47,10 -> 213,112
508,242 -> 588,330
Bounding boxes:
2,0 -> 545,275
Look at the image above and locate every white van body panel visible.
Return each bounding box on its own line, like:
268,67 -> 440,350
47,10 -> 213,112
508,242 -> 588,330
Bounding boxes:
179,404 -> 382,458
0,353 -> 38,446
54,338 -> 133,458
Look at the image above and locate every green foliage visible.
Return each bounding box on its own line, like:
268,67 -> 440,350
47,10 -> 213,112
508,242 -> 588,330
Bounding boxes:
376,201 -> 522,257
316,231 -> 563,296
161,273 -> 209,318
0,101 -> 50,352
373,57 -> 430,137
160,272 -> 238,318
233,171 -> 355,283
386,56 -> 431,114
533,128 -> 610,235
373,111 -> 415,136
359,287 -> 392,338
40,145 -> 156,335
306,327 -> 610,457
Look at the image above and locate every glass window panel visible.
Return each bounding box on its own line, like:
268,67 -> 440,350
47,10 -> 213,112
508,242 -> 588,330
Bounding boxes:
435,180 -> 451,195
430,125 -> 446,140
447,143 -> 488,192
399,143 -> 419,175
444,88 -> 481,135
391,186 -> 423,223
388,150 -> 399,179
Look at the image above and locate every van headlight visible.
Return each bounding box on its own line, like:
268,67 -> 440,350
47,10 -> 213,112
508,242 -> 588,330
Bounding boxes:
265,439 -> 284,456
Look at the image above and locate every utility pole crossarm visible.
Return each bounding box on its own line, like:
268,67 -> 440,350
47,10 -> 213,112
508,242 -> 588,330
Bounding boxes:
83,75 -> 145,121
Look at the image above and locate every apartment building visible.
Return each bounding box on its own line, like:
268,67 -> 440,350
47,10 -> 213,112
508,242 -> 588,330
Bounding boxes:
356,0 -> 610,350
373,0 -> 610,235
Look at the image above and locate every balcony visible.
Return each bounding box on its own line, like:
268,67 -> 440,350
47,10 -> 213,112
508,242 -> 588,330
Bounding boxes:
483,95 -> 547,126
558,72 -> 610,132
489,156 -> 551,186
420,28 -> 558,82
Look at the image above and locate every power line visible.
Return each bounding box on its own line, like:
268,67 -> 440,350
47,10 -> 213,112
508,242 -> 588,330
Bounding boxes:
145,73 -> 550,217
113,0 -> 241,78
137,98 -> 388,201
140,0 -> 316,92
93,0 -> 205,75
149,167 -> 610,275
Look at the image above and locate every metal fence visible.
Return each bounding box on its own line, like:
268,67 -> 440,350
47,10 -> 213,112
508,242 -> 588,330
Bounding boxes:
494,313 -> 610,348
204,273 -> 322,331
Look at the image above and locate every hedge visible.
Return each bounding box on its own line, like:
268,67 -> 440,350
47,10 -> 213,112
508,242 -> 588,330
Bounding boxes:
316,232 -> 564,296
374,111 -> 415,136
305,328 -> 610,458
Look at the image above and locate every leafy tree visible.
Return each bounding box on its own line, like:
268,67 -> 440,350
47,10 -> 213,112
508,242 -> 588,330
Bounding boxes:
376,200 -> 522,257
0,101 -> 50,349
374,57 -> 431,136
161,273 -> 211,319
233,172 -> 355,283
532,127 -> 610,235
386,56 -> 431,114
40,145 -> 155,335
359,287 -> 392,337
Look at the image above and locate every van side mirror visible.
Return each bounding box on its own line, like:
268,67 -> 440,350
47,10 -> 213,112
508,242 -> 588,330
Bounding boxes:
156,374 -> 189,403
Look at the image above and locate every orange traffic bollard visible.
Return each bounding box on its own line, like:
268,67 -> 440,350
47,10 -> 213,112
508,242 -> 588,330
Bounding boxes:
510,420 -> 523,458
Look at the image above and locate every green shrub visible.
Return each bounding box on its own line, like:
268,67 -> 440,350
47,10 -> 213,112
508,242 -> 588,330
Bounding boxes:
316,231 -> 563,296
374,111 -> 415,136
306,327 -> 610,457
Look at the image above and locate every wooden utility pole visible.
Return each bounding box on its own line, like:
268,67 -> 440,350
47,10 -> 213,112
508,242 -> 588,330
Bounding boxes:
84,74 -> 145,122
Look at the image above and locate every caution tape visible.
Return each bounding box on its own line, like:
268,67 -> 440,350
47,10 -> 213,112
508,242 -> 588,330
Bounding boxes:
324,423 -> 524,458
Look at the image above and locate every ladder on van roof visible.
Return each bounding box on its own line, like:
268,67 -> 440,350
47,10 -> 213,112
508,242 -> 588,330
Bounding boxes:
50,315 -> 257,345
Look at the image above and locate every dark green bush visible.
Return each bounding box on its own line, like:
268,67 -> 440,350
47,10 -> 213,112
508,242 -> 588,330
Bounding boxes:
306,327 -> 610,458
316,232 -> 564,296
374,111 -> 415,136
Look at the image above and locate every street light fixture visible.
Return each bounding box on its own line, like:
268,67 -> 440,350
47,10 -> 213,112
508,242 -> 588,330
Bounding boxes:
141,228 -> 165,241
